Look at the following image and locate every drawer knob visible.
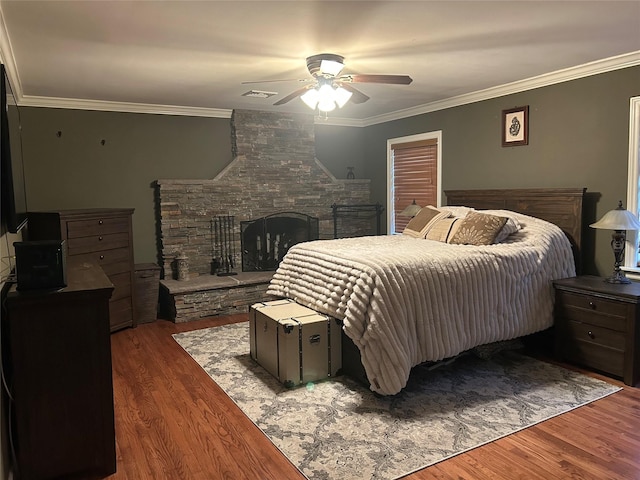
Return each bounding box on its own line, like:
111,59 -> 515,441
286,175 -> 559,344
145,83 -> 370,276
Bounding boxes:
99,255 -> 105,260
98,236 -> 103,241
587,331 -> 595,339
98,220 -> 103,225
588,301 -> 597,310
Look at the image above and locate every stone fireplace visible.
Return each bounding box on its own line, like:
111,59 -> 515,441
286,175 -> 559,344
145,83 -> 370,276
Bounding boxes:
156,109 -> 371,321
157,109 -> 371,277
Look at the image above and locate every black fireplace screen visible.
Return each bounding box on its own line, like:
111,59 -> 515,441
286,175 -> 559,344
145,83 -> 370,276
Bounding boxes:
241,212 -> 319,272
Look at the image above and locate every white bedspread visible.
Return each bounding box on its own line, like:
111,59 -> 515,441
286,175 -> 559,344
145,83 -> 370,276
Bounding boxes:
267,212 -> 575,395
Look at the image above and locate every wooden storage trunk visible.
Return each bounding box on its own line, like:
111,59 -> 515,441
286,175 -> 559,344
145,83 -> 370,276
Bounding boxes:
249,299 -> 342,387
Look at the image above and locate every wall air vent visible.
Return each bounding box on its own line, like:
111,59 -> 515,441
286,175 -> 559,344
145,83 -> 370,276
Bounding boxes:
242,90 -> 278,99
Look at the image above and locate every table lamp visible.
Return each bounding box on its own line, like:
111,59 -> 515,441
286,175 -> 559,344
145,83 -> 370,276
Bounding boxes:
590,200 -> 640,284
399,199 -> 422,217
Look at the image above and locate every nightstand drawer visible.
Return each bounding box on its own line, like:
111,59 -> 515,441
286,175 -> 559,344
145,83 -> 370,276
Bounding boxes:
564,340 -> 625,377
564,320 -> 625,350
556,291 -> 626,331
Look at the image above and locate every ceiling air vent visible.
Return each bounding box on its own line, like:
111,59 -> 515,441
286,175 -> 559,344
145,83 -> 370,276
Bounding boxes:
242,90 -> 278,99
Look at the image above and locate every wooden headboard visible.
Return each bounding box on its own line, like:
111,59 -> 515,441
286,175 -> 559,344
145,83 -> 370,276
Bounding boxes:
444,187 -> 586,270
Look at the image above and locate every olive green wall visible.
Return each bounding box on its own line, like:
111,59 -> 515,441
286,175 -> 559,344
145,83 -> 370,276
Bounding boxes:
315,124 -> 366,180
20,109 -> 234,264
19,108 -> 364,265
17,66 -> 639,274
362,66 -> 640,276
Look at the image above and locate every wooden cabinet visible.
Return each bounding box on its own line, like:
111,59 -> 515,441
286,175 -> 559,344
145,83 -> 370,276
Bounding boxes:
2,259 -> 116,479
28,208 -> 137,331
554,275 -> 640,386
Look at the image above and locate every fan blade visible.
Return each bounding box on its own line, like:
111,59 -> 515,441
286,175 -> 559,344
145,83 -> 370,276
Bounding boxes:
336,83 -> 370,104
242,78 -> 311,84
273,85 -> 313,106
340,74 -> 413,85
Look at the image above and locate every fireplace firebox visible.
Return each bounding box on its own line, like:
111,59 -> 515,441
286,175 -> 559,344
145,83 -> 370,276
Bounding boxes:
241,212 -> 319,272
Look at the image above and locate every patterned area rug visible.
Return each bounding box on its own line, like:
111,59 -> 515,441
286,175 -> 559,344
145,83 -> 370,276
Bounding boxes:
173,322 -> 621,480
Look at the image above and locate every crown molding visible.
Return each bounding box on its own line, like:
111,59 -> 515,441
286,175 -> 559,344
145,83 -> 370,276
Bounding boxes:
0,5 -> 23,98
358,51 -> 640,127
17,95 -> 232,118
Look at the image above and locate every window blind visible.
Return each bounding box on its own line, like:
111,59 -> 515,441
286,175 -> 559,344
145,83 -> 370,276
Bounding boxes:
391,139 -> 438,233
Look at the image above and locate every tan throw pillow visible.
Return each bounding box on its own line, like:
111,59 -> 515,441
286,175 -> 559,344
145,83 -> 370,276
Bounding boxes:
493,216 -> 522,243
425,217 -> 461,242
403,206 -> 450,238
448,211 -> 508,245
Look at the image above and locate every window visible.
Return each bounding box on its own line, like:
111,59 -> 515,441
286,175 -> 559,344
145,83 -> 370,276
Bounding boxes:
387,131 -> 442,234
625,96 -> 640,273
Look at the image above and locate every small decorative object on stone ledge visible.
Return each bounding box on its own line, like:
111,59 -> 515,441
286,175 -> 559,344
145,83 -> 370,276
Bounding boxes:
347,166 -> 355,179
176,252 -> 189,281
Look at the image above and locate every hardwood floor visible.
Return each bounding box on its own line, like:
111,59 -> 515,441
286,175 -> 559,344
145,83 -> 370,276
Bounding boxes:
108,316 -> 640,480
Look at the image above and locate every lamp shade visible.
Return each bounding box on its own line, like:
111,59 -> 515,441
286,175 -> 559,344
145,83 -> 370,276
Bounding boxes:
334,86 -> 353,108
300,88 -> 320,109
590,201 -> 640,231
319,59 -> 344,76
399,199 -> 422,217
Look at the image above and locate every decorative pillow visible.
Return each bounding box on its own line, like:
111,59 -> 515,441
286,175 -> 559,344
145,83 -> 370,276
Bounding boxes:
439,206 -> 475,218
494,216 -> 522,243
448,211 -> 508,245
402,206 -> 450,238
425,217 -> 461,242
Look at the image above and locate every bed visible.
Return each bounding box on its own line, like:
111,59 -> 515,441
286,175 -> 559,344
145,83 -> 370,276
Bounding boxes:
267,188 -> 586,395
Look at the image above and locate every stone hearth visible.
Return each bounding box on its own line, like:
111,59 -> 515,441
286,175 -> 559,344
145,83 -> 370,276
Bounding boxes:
159,271 -> 274,323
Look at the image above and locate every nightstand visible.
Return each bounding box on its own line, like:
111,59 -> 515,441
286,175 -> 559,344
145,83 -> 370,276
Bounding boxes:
553,275 -> 640,386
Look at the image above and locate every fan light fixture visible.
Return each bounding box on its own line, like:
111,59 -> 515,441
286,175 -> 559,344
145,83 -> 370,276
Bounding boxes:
300,82 -> 353,112
319,59 -> 344,76
259,53 -> 412,109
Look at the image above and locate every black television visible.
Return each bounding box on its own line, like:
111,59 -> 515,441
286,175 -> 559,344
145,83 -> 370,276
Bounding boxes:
1,63 -> 28,234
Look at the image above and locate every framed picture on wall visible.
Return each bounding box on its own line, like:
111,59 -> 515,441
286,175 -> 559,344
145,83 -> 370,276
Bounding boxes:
502,106 -> 529,147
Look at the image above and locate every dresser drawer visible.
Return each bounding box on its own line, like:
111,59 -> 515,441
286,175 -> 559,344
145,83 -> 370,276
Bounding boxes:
109,297 -> 133,331
109,271 -> 132,301
556,291 -> 626,331
66,216 -> 130,238
74,248 -> 132,276
67,232 -> 130,256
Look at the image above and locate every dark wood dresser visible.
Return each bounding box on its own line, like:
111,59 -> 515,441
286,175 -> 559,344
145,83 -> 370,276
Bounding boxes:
28,208 -> 136,331
554,275 -> 640,386
3,259 -> 116,479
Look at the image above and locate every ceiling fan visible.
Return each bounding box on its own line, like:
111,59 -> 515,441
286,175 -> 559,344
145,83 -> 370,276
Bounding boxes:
243,53 -> 413,112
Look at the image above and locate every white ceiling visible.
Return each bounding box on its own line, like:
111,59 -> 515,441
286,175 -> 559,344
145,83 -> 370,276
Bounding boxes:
1,1 -> 639,126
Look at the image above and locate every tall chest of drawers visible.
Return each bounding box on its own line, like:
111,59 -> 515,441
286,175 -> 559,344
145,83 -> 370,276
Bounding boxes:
28,208 -> 137,332
553,275 -> 640,386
